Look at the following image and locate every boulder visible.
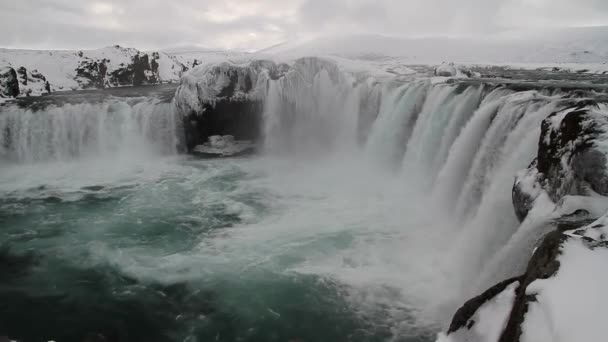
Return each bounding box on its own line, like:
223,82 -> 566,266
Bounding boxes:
0,67 -> 19,98
434,63 -> 474,78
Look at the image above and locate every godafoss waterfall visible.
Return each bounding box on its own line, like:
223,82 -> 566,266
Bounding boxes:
2,58 -> 608,342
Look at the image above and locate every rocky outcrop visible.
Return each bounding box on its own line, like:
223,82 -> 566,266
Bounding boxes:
0,67 -> 19,98
513,100 -> 608,221
443,98 -> 608,342
434,63 -> 475,78
0,46 -> 188,98
175,60 -> 289,151
441,216 -> 608,342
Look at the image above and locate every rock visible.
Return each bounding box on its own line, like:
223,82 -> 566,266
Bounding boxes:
191,135 -> 256,158
446,277 -> 521,335
512,162 -> 543,222
75,58 -> 108,88
0,67 -> 19,98
16,67 -> 27,85
434,63 -> 474,78
435,64 -> 458,77
512,100 -> 608,221
175,60 -> 285,151
442,213 -> 608,342
0,46 -> 188,95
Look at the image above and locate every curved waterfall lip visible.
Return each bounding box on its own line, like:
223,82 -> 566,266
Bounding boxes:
0,85 -> 182,163
2,62 -> 608,341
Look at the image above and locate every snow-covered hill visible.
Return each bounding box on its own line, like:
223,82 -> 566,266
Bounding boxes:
0,46 -> 190,97
258,27 -> 608,67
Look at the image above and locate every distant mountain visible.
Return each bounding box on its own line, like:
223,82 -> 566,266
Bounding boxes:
257,27 -> 608,64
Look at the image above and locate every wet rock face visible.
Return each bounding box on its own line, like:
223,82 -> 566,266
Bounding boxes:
0,67 -> 19,98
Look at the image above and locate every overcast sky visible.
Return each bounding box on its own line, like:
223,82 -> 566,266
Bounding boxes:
2,0 -> 608,51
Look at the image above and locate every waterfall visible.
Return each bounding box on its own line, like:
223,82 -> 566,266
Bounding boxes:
258,69 -> 579,307
0,98 -> 180,163
262,59 -> 365,155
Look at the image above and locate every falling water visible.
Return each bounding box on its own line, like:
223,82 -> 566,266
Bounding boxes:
0,60 -> 595,342
259,67 -> 583,322
0,98 -> 179,163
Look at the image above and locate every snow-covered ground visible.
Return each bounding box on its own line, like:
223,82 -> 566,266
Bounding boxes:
1,26 -> 607,99
257,27 -> 608,74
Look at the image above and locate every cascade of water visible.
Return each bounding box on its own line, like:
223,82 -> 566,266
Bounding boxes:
431,88 -> 515,210
454,92 -> 541,220
364,80 -> 429,168
0,99 -> 179,163
261,64 -> 366,155
431,85 -> 483,176
401,84 -> 461,181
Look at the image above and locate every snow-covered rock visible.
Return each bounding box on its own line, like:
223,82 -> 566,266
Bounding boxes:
174,59 -> 290,151
0,46 -> 187,97
0,67 -> 19,98
443,96 -> 608,342
513,100 -> 608,221
433,63 -> 476,78
439,217 -> 608,342
15,66 -> 50,96
175,59 -> 287,114
192,135 -> 256,158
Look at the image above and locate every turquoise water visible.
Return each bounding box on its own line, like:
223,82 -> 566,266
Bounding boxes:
0,155 -> 442,342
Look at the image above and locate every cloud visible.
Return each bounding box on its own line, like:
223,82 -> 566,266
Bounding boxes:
1,0 -> 608,50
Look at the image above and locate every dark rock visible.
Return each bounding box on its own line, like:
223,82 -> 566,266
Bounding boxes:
513,99 -> 608,221
512,161 -> 541,222
176,60 -> 286,151
76,59 -> 108,88
447,277 -> 520,334
17,66 -> 27,85
497,230 -> 566,342
0,67 -> 19,98
537,101 -> 605,201
183,100 -> 263,151
443,229 -> 570,342
107,53 -> 160,87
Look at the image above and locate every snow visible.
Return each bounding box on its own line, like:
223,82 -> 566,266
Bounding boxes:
522,233 -> 608,342
259,27 -> 608,66
0,46 -> 185,95
436,281 -> 520,342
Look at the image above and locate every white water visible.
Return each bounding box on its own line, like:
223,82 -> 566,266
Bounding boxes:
0,66 -> 578,339
260,62 -> 576,330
